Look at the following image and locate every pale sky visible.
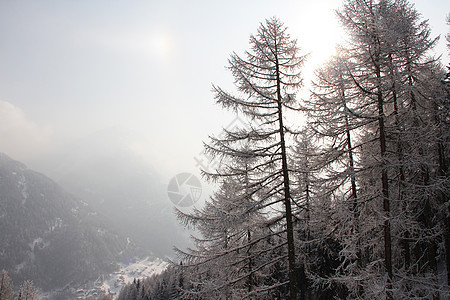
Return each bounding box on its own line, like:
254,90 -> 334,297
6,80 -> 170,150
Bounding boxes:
0,0 -> 448,180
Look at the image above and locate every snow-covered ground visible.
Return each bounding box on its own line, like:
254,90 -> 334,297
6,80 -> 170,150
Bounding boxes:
39,258 -> 169,299
96,257 -> 168,296
65,256 -> 168,299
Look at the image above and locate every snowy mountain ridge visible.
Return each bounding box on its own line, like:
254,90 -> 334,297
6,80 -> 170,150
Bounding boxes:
0,153 -> 142,297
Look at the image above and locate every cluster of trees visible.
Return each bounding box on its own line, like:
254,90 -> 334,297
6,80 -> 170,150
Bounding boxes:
119,0 -> 449,299
117,266 -> 184,300
0,270 -> 38,300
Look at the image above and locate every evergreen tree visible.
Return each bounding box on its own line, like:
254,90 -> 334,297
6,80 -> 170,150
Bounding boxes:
305,53 -> 365,296
310,0 -> 449,297
0,270 -> 14,300
177,152 -> 278,298
176,17 -> 306,299
166,3 -> 449,299
17,281 -> 37,300
211,17 -> 305,299
209,17 -> 306,299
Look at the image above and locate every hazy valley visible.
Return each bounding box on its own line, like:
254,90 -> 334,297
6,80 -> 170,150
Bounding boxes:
0,129 -> 190,298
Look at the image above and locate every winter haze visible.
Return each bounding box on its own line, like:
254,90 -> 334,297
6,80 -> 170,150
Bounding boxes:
0,0 -> 447,177
0,0 -> 449,298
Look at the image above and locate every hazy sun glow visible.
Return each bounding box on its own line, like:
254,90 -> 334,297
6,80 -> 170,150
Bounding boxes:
291,0 -> 344,77
149,33 -> 174,61
0,0 -> 446,178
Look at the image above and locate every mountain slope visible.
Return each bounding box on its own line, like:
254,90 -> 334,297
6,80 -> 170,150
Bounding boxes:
0,153 -> 135,292
39,128 -> 190,257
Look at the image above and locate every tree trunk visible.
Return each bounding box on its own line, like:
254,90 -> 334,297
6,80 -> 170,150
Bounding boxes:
344,104 -> 363,296
276,50 -> 297,299
390,57 -> 411,271
435,94 -> 450,286
409,67 -> 439,297
376,64 -> 393,299
304,147 -> 311,300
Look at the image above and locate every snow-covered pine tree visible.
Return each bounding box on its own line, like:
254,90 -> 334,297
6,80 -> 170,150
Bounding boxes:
441,22 -> 450,283
0,270 -> 14,300
331,0 -> 448,298
117,266 -> 184,300
209,17 -> 305,299
176,151 -> 280,298
337,2 -> 396,295
292,132 -> 315,300
17,281 -> 38,300
305,53 -> 367,297
369,1 -> 448,296
291,130 -> 349,299
381,0 -> 441,287
177,17 -> 306,299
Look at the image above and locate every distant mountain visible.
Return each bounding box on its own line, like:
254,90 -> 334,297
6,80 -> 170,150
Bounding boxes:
36,128 -> 189,257
0,153 -> 137,294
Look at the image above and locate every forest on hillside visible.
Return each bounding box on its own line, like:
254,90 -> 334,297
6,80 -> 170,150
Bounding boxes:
17,0 -> 448,299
